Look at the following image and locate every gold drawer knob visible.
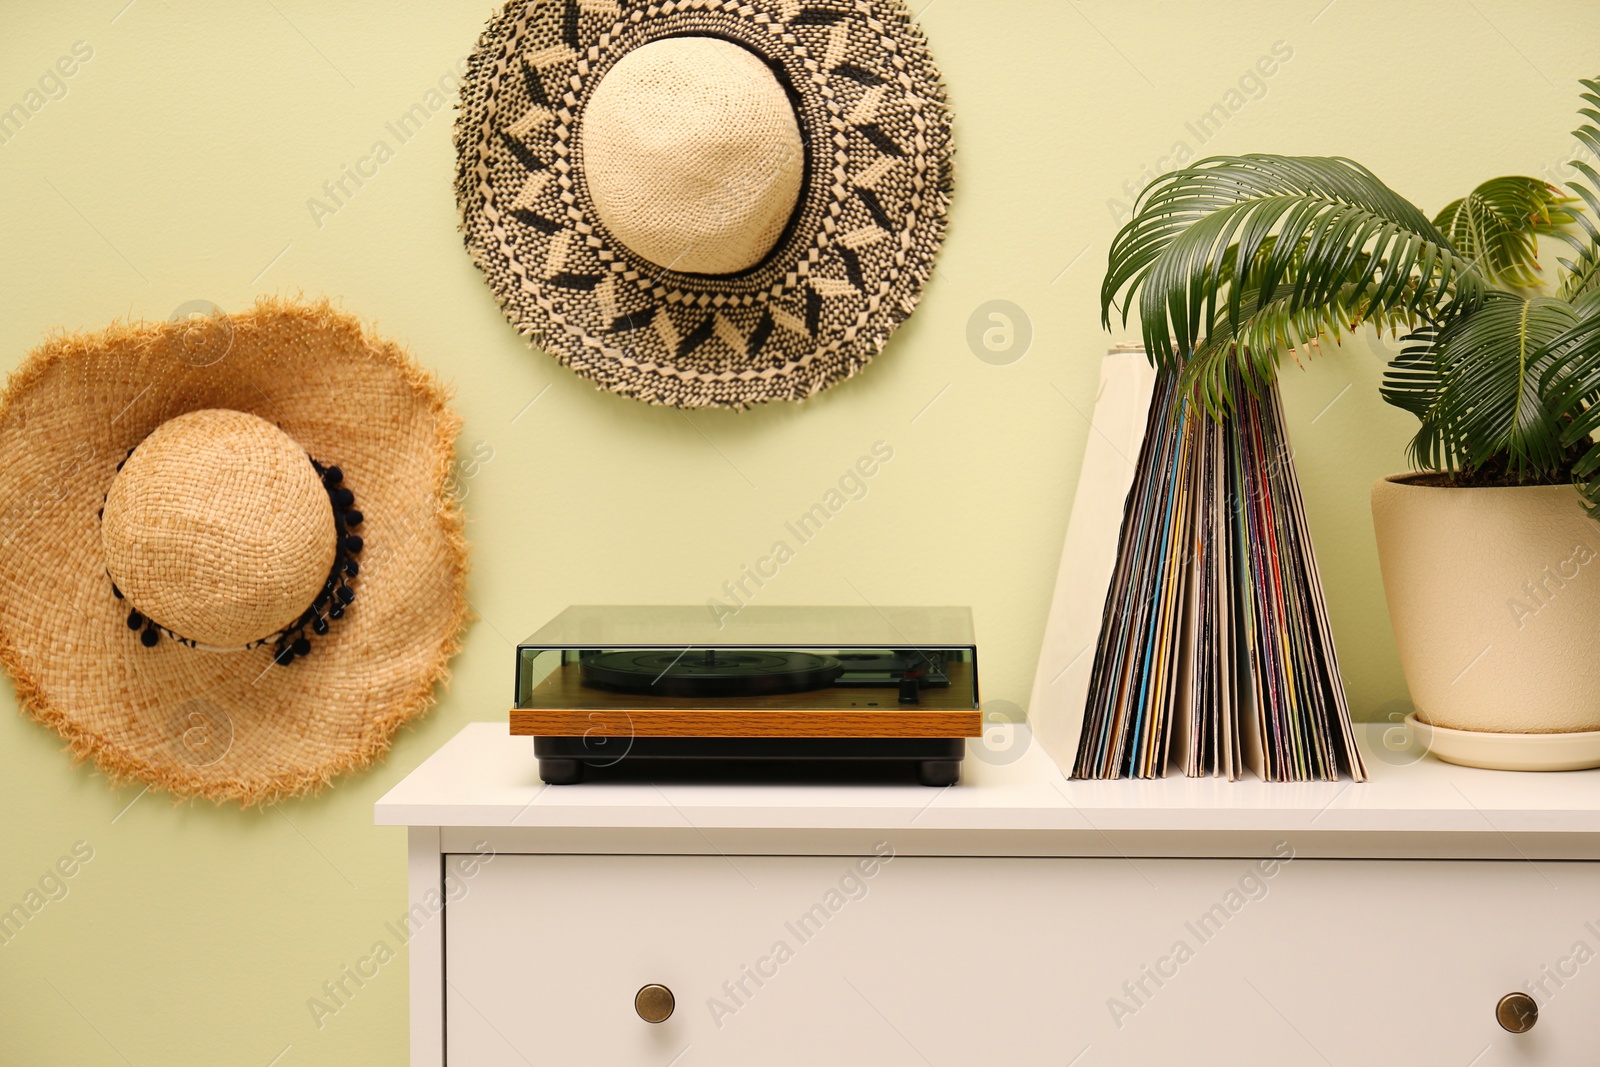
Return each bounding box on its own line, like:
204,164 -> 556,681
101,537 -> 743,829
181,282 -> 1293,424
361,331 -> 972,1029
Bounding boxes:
1496,992 -> 1538,1033
635,983 -> 675,1024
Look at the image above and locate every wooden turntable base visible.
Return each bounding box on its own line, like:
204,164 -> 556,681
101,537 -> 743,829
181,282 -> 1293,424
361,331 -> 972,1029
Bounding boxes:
510,660 -> 980,738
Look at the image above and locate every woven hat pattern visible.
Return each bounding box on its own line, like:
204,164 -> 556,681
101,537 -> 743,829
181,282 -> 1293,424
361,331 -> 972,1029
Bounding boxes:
0,299 -> 470,805
102,409 -> 338,649
583,36 -> 806,275
455,0 -> 954,408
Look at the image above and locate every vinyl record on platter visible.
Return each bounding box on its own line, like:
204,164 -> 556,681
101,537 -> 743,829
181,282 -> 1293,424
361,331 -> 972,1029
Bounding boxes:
580,649 -> 843,697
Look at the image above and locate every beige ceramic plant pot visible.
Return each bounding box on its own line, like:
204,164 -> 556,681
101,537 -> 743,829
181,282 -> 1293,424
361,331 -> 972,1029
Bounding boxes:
1372,475 -> 1600,735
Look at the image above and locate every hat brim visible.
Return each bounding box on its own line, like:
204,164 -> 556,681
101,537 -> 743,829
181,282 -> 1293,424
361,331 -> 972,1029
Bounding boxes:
455,0 -> 954,408
0,298 -> 470,805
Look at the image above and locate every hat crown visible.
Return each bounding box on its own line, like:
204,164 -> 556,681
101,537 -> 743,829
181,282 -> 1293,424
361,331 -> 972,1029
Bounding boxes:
580,36 -> 805,275
101,409 -> 336,648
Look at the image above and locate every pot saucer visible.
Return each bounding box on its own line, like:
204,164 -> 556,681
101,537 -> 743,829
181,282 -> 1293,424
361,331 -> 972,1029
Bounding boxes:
1406,713 -> 1600,771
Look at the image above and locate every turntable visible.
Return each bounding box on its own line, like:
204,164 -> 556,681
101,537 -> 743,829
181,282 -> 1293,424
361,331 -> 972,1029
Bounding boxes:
511,606 -> 981,785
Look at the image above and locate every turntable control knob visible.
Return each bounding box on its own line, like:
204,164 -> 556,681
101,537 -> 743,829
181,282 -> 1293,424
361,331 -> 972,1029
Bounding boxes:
635,983 -> 675,1024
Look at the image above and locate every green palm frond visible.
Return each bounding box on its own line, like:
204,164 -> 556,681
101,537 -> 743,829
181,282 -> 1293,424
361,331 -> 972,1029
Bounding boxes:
1098,76 -> 1600,516
1432,176 -> 1578,290
1382,325 -> 1455,471
1535,289 -> 1600,510
1181,281 -> 1416,418
1559,239 -> 1600,301
1384,292 -> 1584,479
1103,154 -> 1485,376
1558,79 -> 1600,301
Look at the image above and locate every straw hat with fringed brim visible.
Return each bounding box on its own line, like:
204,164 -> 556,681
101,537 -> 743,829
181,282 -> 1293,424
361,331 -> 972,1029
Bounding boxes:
456,0 -> 954,408
0,299 -> 470,806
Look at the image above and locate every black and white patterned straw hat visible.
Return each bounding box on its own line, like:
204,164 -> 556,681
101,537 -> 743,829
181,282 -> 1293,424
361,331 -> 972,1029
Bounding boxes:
455,0 -> 954,408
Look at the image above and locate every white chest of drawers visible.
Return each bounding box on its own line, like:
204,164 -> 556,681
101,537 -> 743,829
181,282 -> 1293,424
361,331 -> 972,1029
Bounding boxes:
376,723 -> 1600,1066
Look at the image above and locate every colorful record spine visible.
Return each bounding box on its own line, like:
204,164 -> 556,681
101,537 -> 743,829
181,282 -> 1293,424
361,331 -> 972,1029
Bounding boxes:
1072,368 -> 1367,783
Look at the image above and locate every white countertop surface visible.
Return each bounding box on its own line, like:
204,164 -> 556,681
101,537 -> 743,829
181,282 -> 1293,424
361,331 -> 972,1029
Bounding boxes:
376,722 -> 1600,858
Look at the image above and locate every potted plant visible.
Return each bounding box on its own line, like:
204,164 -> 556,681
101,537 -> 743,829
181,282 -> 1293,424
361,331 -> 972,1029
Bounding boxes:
1101,77 -> 1600,769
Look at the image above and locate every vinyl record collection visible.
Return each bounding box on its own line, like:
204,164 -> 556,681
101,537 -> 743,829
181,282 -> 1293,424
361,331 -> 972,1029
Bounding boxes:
1073,369 -> 1368,782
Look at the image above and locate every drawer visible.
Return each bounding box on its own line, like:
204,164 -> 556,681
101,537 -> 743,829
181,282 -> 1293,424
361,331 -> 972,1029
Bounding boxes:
444,852 -> 1600,1065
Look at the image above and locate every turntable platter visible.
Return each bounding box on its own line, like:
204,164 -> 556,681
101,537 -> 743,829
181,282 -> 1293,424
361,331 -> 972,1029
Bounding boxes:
580,649 -> 844,697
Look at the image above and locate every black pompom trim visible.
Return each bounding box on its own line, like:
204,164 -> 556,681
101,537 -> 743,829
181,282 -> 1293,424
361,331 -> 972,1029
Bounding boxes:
103,449 -> 365,666
267,456 -> 365,666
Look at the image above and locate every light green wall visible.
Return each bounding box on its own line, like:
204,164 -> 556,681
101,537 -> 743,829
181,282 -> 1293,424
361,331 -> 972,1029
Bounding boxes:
0,1 -> 1594,1062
